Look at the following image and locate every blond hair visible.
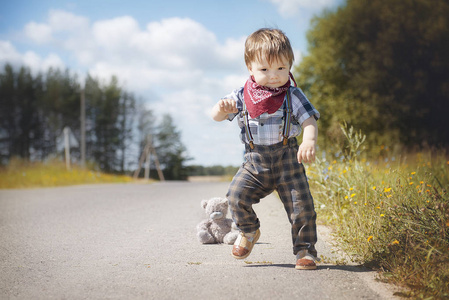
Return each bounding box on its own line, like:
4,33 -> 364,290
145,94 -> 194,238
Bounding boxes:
244,28 -> 294,69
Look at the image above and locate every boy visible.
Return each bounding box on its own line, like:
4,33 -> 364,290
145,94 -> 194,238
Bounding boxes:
211,28 -> 320,270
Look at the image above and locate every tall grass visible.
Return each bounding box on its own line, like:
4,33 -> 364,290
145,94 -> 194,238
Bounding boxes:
309,124 -> 449,299
0,158 -> 133,189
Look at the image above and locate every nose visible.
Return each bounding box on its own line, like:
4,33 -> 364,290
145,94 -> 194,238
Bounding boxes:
210,212 -> 224,220
269,70 -> 278,79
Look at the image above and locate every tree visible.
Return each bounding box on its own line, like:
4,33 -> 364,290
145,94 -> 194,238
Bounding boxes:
0,65 -> 43,161
154,114 -> 190,180
85,75 -> 123,172
40,68 -> 80,159
0,64 -> 189,179
0,64 -> 17,163
295,0 -> 449,151
117,91 -> 136,173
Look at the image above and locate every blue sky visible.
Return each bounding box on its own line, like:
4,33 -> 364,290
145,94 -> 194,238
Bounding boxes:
1,0 -> 343,166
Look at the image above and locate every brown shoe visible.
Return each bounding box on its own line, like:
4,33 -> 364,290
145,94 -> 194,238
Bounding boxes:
295,250 -> 318,270
231,229 -> 260,259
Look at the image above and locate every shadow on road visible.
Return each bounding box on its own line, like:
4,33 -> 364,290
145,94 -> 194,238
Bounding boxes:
244,263 -> 373,273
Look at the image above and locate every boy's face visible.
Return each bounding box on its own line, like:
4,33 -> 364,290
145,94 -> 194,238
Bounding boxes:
248,56 -> 290,88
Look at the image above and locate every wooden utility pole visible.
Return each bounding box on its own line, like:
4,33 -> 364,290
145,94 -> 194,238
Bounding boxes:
80,89 -> 86,168
63,127 -> 71,171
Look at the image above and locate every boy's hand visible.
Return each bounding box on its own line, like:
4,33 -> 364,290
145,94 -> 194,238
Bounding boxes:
218,98 -> 238,114
297,140 -> 316,164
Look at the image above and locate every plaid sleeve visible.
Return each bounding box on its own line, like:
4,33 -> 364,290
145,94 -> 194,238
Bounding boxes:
291,87 -> 320,125
222,87 -> 244,121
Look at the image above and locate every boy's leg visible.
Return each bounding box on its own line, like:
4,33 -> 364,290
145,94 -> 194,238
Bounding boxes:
227,151 -> 274,259
276,146 -> 318,258
226,152 -> 274,233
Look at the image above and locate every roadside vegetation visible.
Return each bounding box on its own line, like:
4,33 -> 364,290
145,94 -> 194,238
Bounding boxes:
0,158 -> 133,189
309,125 -> 449,299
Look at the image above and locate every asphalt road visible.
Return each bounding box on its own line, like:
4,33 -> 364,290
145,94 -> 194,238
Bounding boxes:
0,182 -> 398,299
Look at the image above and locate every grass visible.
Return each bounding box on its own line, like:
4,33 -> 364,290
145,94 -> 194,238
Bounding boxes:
308,124 -> 449,299
0,158 -> 133,189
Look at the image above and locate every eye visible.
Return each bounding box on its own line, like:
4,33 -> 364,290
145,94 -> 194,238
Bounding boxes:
261,68 -> 267,71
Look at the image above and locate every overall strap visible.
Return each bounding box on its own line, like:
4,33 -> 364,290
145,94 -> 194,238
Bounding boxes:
242,100 -> 255,149
282,90 -> 292,145
242,90 -> 292,149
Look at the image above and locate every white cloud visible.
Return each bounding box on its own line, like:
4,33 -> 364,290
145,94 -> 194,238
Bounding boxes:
268,0 -> 338,17
48,9 -> 90,32
23,51 -> 66,75
92,16 -> 139,50
22,51 -> 42,70
24,22 -> 53,44
42,53 -> 65,71
0,41 -> 65,74
0,41 -> 22,64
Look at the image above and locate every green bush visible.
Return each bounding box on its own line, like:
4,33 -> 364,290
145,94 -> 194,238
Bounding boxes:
308,124 -> 449,298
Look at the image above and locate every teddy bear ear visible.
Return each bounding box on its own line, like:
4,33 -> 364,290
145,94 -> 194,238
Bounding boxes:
201,199 -> 208,209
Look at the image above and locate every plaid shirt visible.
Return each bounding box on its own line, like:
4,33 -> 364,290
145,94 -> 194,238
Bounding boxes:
225,86 -> 320,145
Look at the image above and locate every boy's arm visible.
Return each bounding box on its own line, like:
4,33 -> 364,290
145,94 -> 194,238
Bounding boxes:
297,116 -> 318,164
211,99 -> 238,122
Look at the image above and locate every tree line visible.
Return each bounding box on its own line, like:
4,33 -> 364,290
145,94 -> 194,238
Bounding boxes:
0,64 -> 190,180
295,0 -> 449,155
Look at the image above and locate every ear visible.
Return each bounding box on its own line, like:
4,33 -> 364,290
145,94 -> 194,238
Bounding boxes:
201,199 -> 208,209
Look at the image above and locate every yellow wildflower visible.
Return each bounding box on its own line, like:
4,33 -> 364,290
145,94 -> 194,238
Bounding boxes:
349,187 -> 354,191
391,240 -> 399,245
384,187 -> 392,193
411,172 -> 416,175
409,182 -> 414,185
350,193 -> 356,198
367,236 -> 373,242
354,201 -> 357,205
380,214 -> 385,217
372,186 -> 376,190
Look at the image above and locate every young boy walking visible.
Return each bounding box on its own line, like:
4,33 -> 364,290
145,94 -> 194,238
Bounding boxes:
211,28 -> 320,270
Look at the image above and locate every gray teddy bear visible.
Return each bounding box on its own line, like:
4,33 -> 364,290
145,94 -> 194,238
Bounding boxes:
196,197 -> 239,244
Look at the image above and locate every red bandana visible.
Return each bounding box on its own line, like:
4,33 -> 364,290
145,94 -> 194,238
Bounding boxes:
243,73 -> 297,118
